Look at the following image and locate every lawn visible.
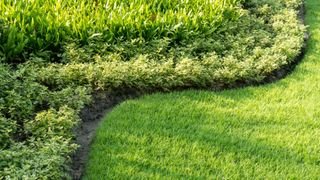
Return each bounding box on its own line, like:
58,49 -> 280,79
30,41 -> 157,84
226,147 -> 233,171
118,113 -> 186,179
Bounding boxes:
83,0 -> 320,178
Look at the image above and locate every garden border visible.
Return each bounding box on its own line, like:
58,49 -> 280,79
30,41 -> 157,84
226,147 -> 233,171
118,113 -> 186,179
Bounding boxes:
70,4 -> 308,179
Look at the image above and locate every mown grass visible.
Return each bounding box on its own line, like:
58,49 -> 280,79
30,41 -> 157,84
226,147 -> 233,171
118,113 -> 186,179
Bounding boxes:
84,0 -> 320,178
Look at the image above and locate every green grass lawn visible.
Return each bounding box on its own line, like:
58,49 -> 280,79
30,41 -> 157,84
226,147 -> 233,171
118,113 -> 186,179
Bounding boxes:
83,0 -> 320,178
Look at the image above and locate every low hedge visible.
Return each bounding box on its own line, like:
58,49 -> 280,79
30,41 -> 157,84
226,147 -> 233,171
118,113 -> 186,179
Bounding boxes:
0,65 -> 91,179
35,2 -> 304,91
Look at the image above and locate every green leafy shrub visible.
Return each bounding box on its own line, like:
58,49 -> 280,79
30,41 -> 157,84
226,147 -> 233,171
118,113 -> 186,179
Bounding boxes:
0,138 -> 77,179
0,0 -> 243,62
0,65 -> 91,178
34,4 -> 305,91
0,115 -> 16,149
25,106 -> 80,140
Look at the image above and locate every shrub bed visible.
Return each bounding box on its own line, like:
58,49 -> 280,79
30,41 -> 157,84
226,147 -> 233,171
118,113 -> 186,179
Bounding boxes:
0,0 -> 241,62
33,0 -> 305,91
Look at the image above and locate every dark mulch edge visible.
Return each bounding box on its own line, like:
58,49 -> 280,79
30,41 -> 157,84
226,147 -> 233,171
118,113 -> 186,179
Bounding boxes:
69,4 -> 308,180
70,89 -> 144,179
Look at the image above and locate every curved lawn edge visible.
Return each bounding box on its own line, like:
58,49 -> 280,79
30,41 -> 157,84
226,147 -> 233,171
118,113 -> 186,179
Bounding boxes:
71,3 -> 309,179
81,0 -> 320,179
72,26 -> 308,177
71,36 -> 307,177
0,1 -> 308,179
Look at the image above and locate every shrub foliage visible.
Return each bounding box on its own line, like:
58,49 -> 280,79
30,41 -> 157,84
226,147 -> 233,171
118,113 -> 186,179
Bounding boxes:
0,0 -> 242,62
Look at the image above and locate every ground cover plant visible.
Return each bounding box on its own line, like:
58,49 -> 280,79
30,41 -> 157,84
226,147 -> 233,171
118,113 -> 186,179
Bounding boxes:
84,0 -> 320,178
0,0 -> 305,179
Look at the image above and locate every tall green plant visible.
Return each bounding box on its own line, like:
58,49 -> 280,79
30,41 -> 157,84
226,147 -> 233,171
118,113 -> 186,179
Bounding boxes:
0,0 -> 243,62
